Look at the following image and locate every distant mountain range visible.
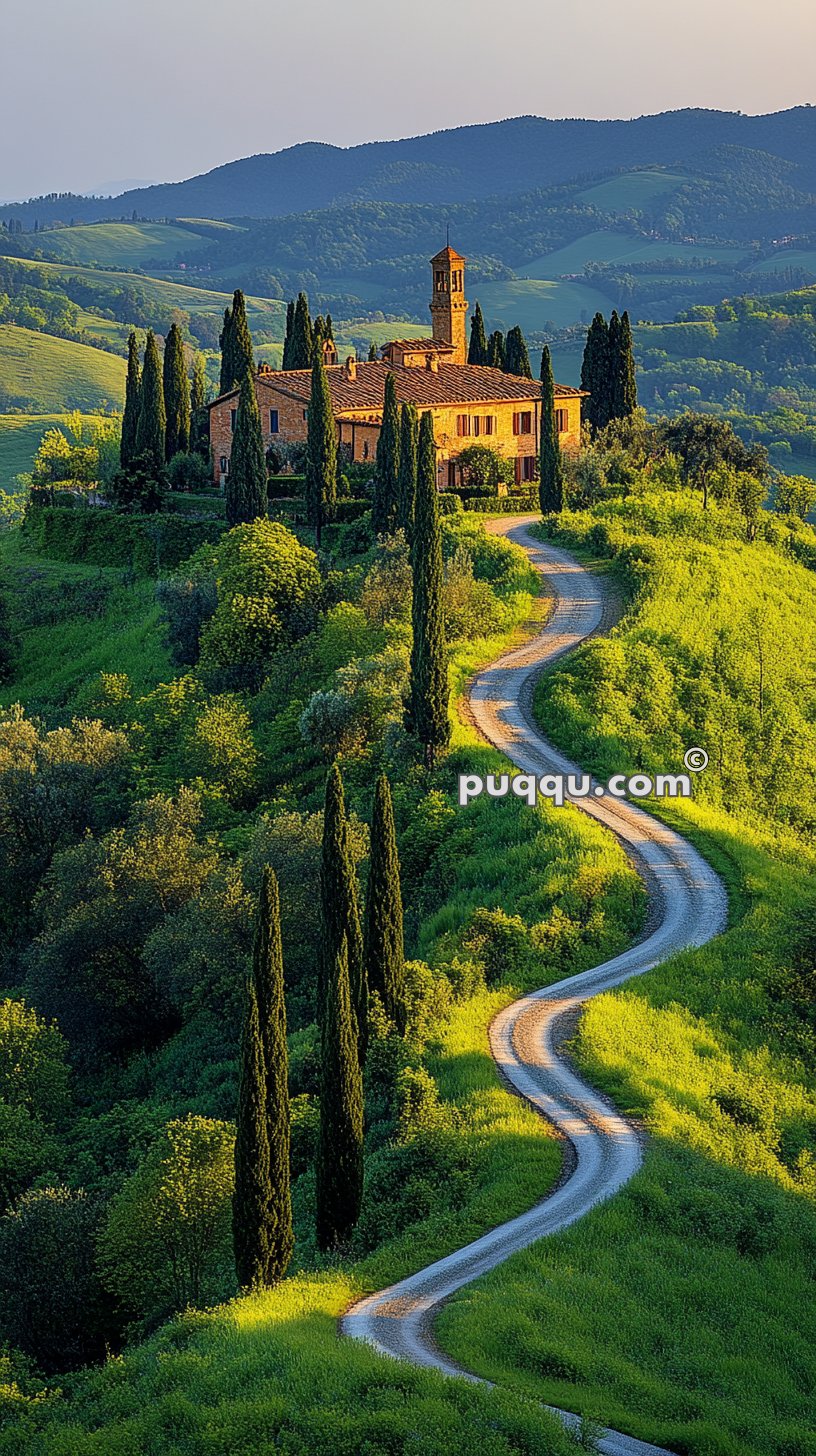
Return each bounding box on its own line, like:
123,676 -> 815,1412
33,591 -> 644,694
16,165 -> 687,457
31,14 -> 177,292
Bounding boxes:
4,108 -> 816,226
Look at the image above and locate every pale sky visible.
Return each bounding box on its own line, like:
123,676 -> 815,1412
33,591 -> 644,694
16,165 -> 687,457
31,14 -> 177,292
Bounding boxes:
4,0 -> 815,200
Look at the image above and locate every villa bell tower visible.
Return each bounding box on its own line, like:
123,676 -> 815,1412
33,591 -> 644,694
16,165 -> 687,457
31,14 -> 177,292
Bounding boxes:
429,244 -> 468,365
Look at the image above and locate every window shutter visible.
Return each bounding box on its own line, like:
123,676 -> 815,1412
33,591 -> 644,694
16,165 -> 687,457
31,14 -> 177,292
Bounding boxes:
512,412 -> 519,435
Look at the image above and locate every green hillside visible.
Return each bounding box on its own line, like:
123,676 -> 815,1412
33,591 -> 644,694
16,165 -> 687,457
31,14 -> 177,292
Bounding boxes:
576,168 -> 687,208
477,276 -> 612,332
0,325 -> 125,412
522,230 -> 748,277
34,222 -> 218,268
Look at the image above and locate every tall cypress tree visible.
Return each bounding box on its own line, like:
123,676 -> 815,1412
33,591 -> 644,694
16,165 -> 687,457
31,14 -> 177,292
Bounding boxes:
319,764 -> 366,1047
230,290 -> 254,387
304,353 -> 337,548
219,306 -> 234,395
233,978 -> 272,1289
134,329 -> 166,473
226,372 -> 267,527
254,867 -> 293,1284
282,300 -> 295,371
397,401 -> 419,539
504,325 -> 533,378
163,323 -> 190,461
468,302 -> 488,366
289,293 -> 313,370
406,412 -> 450,770
539,344 -> 564,515
364,775 -> 406,1034
487,330 -> 506,370
373,372 -> 400,536
190,353 -> 210,460
610,309 -> 638,421
367,342 -> 378,362
581,312 -> 611,432
120,330 -> 141,470
315,932 -> 364,1251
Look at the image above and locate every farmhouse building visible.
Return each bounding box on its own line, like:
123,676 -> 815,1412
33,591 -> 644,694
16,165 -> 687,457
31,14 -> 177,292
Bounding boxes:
208,246 -> 584,490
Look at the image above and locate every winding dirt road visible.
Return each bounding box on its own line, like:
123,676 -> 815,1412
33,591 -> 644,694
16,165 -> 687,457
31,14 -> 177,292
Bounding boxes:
342,521 -> 728,1456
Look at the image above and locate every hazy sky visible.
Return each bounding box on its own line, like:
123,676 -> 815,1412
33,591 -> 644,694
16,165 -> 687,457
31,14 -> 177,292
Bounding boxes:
4,0 -> 815,199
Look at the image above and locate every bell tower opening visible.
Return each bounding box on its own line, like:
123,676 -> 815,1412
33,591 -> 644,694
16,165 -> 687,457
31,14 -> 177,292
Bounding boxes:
429,244 -> 468,366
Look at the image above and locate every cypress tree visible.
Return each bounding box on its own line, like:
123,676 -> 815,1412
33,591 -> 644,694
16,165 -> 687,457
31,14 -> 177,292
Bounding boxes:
233,977 -> 272,1289
539,344 -> 564,515
120,330 -> 141,470
319,764 -> 366,1050
230,290 -> 254,387
610,309 -> 638,421
373,372 -> 400,536
315,932 -> 364,1251
162,323 -> 190,461
304,353 -> 337,548
282,300 -> 295,371
581,312 -> 611,432
468,302 -> 488,366
254,867 -> 293,1283
397,401 -> 419,539
134,329 -> 166,473
504,325 -> 533,378
219,306 -> 234,394
226,372 -> 267,527
289,293 -> 313,370
364,775 -> 406,1034
487,330 -> 506,370
368,342 -> 378,362
190,353 -> 210,460
406,412 -> 450,770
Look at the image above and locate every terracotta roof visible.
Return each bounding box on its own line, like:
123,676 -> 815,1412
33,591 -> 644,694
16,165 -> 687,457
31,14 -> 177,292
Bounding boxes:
382,338 -> 453,353
430,244 -> 466,264
210,362 -> 584,416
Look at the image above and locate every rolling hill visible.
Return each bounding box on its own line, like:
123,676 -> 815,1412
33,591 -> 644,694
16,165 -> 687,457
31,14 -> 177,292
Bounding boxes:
28,221 -> 242,269
3,107 -> 816,223
0,326 -> 125,412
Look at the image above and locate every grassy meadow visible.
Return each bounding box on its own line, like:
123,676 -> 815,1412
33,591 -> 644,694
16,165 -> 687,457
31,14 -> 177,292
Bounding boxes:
0,412 -> 112,488
33,221 -> 222,269
438,494 -> 816,1455
0,325 -> 125,413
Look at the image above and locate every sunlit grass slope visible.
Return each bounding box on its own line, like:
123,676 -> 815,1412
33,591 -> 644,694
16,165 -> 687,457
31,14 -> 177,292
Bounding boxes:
0,325 -> 125,412
440,495 -> 816,1456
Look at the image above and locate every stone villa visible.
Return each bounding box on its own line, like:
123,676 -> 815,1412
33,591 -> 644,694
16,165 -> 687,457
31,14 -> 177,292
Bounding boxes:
208,246 -> 584,490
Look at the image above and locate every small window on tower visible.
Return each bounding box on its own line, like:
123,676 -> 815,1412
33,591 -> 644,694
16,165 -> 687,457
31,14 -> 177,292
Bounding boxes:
230,408 -> 237,432
435,271 -> 446,291
269,409 -> 279,434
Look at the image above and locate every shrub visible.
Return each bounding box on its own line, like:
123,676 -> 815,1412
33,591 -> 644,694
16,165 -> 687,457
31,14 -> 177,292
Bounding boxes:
167,451 -> 212,494
437,491 -> 463,514
155,568 -> 218,666
0,999 -> 69,1122
455,444 -> 515,496
463,493 -> 538,513
0,1187 -> 111,1372
23,505 -> 223,576
97,1116 -> 234,1326
195,519 -> 323,684
464,906 -> 534,986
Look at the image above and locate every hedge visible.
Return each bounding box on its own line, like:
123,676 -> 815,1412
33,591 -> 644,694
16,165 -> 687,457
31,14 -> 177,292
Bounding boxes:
24,506 -> 225,576
463,493 -> 539,513
437,492 -> 463,515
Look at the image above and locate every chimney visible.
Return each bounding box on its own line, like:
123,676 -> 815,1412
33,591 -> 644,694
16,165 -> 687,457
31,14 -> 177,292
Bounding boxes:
345,356 -> 357,381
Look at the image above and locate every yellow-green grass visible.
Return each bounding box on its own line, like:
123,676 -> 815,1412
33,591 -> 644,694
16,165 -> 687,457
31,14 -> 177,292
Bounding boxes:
74,308 -> 133,348
576,168 -> 687,209
0,324 -> 125,413
0,254 -> 285,328
0,533 -> 172,710
522,229 -> 748,278
477,277 -> 612,332
34,221 -> 218,268
0,412 -> 109,487
0,522 -> 643,1454
439,504 -> 816,1455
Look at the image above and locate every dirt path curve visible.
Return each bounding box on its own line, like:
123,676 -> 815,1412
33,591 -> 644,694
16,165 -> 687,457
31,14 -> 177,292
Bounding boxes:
342,520 -> 728,1456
